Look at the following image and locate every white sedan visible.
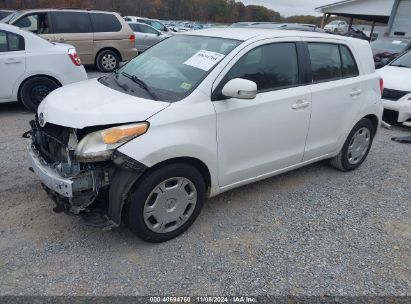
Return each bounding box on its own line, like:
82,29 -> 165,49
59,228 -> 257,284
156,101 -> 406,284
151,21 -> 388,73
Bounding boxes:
0,23 -> 87,111
377,50 -> 411,125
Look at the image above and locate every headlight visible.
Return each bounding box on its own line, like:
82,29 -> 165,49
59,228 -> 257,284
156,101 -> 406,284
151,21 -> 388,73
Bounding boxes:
75,122 -> 149,162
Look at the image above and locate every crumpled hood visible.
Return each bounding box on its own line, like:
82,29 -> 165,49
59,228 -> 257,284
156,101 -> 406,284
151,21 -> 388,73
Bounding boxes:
377,66 -> 411,91
38,78 -> 170,129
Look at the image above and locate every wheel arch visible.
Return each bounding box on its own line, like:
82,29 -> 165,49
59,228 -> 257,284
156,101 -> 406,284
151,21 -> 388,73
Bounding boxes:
95,47 -> 122,64
17,74 -> 62,102
362,114 -> 379,135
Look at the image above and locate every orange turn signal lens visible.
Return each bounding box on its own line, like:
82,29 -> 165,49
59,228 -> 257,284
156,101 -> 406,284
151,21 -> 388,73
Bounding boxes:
102,123 -> 149,144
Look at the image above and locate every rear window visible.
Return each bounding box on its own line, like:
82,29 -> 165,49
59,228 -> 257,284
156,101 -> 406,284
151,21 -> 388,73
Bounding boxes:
51,12 -> 92,33
90,13 -> 122,32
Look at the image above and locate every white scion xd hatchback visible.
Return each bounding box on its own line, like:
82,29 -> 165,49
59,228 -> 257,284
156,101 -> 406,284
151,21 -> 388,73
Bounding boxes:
27,28 -> 383,242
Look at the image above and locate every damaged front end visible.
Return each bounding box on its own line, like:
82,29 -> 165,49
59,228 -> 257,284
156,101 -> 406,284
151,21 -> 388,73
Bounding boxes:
24,116 -> 147,228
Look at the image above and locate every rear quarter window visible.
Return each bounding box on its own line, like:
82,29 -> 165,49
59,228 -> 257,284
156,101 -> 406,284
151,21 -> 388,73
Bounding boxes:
90,13 -> 122,32
340,45 -> 359,77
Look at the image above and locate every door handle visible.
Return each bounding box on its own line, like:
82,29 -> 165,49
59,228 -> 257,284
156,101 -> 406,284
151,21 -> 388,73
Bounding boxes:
350,89 -> 362,97
292,100 -> 311,110
4,59 -> 22,64
58,38 -> 65,41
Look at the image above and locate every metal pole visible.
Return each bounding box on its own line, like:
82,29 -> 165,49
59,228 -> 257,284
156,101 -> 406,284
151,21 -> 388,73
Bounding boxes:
370,21 -> 376,41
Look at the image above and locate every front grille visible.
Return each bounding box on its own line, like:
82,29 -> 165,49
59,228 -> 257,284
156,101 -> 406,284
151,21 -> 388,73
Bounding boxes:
382,88 -> 410,101
31,116 -> 71,163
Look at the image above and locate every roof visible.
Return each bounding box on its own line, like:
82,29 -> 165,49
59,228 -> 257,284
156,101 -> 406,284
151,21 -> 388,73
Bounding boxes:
182,27 -> 361,42
316,0 -> 395,23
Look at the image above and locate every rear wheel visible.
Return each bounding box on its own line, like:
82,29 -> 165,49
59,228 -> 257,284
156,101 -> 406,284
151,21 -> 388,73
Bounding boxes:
125,163 -> 206,243
96,50 -> 119,73
330,118 -> 375,171
20,77 -> 59,112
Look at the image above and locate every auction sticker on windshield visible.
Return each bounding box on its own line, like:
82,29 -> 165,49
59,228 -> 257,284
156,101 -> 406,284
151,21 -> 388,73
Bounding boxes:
183,50 -> 225,71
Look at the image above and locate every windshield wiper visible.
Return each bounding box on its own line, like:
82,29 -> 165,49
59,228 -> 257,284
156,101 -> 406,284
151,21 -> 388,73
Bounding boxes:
391,64 -> 410,68
121,72 -> 158,101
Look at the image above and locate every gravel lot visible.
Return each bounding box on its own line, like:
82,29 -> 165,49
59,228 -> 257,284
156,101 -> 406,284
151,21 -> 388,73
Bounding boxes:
0,68 -> 410,296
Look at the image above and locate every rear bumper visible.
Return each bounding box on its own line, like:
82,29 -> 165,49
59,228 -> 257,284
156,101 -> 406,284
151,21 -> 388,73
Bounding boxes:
120,47 -> 138,62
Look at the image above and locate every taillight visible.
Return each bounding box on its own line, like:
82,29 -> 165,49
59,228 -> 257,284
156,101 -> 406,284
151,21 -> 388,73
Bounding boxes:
68,48 -> 81,66
129,35 -> 135,42
379,77 -> 384,96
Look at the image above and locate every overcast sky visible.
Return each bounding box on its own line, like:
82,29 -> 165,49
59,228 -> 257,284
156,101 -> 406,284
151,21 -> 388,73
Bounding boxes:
240,0 -> 333,16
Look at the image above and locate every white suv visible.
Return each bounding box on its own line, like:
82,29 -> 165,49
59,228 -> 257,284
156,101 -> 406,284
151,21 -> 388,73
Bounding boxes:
27,28 -> 383,242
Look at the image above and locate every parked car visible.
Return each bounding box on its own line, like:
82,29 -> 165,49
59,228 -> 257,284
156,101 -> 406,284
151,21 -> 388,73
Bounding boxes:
377,49 -> 411,124
6,9 -> 137,72
371,38 -> 411,69
324,20 -> 349,33
128,22 -> 170,52
123,16 -> 170,34
250,23 -> 325,32
0,10 -> 14,21
27,28 -> 382,242
0,23 -> 87,111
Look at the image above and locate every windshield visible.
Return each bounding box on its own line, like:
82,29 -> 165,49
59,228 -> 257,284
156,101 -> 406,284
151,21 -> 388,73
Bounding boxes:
372,39 -> 409,53
329,21 -> 340,25
108,35 -> 240,102
1,11 -> 21,23
390,50 -> 411,68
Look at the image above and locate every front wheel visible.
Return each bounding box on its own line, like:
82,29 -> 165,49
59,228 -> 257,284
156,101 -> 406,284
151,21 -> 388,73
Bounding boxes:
125,163 -> 206,243
329,118 -> 375,171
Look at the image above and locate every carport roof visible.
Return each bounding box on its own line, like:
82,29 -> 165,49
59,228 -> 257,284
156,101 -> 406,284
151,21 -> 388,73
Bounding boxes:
315,0 -> 395,23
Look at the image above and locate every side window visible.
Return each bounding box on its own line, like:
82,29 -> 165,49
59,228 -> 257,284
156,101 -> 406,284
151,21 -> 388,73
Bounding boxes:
308,43 -> 342,82
51,12 -> 92,34
151,21 -> 166,32
14,13 -> 49,34
0,32 -> 7,52
140,24 -> 159,35
222,42 -> 299,92
340,45 -> 359,77
90,13 -> 122,32
0,31 -> 25,52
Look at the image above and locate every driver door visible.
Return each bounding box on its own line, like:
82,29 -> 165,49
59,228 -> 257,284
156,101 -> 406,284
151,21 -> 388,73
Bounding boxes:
212,39 -> 312,187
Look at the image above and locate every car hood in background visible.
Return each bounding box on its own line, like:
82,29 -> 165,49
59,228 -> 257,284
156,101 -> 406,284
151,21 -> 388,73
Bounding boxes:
377,66 -> 411,91
37,78 -> 170,129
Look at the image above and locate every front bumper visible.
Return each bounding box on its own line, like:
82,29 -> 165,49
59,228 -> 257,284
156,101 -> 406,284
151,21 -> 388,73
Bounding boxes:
28,144 -> 74,197
28,144 -> 99,200
382,97 -> 411,123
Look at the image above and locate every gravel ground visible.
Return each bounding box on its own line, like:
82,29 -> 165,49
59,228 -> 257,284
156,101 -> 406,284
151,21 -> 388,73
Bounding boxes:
0,68 -> 410,296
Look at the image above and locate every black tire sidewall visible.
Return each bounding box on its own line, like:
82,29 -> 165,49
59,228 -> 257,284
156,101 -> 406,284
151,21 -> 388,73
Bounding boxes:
340,119 -> 375,171
126,163 -> 206,242
20,77 -> 59,112
96,50 -> 119,73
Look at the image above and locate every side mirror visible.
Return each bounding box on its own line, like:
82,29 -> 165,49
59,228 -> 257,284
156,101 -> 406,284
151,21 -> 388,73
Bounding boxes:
222,78 -> 257,100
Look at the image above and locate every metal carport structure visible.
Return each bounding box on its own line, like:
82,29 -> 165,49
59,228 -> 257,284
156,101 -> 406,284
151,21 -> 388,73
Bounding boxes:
316,0 -> 395,39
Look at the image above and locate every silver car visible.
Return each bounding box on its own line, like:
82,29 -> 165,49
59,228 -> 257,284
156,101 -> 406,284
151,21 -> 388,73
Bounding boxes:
128,22 -> 170,52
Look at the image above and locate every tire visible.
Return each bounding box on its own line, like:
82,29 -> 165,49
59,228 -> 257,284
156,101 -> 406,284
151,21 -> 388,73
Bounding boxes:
329,118 -> 375,172
20,77 -> 59,112
96,50 -> 119,73
125,163 -> 206,243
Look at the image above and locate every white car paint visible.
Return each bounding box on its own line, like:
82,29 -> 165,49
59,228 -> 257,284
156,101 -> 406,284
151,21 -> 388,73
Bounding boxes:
0,23 -> 87,104
377,64 -> 411,124
36,28 -> 382,196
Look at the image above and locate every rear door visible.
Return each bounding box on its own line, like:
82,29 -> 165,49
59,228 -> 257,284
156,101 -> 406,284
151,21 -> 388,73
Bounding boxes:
302,40 -> 362,160
0,30 -> 26,100
50,11 -> 93,64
